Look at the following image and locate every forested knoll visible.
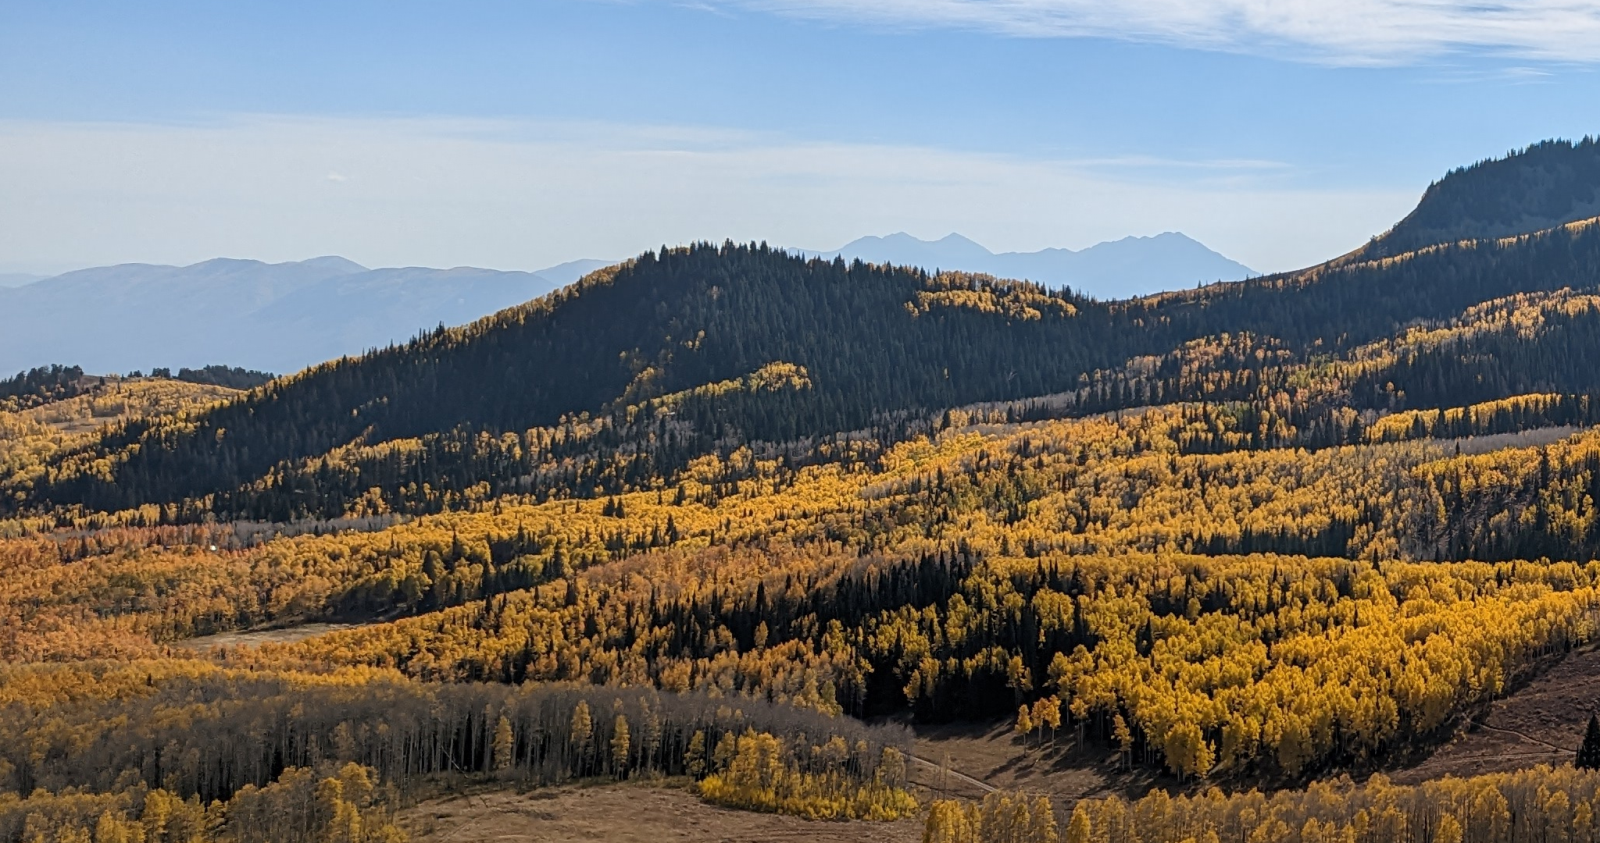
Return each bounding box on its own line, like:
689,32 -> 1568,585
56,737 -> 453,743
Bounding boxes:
1362,137 -> 1600,259
0,377 -> 240,513
0,366 -> 90,413
20,210 -> 1600,521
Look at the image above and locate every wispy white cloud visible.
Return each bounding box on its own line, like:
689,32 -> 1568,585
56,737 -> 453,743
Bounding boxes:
0,115 -> 1416,275
713,0 -> 1600,65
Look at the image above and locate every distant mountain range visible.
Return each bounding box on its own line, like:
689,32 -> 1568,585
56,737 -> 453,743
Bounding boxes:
800,231 -> 1255,298
0,232 -> 1250,377
0,257 -> 611,376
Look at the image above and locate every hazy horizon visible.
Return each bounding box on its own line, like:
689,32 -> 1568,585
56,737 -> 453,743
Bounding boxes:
0,229 -> 1255,282
10,2 -> 1600,277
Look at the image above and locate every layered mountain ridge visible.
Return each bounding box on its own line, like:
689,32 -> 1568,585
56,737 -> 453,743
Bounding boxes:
1,227 -> 1254,377
0,256 -> 611,376
804,230 -> 1254,297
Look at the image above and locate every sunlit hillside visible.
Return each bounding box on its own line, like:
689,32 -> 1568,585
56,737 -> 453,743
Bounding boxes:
0,376 -> 241,509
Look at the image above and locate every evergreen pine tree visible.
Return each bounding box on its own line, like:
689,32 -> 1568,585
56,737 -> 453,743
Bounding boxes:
1579,714 -> 1600,770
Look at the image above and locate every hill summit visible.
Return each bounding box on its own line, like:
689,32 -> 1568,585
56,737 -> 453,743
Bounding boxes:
1362,137 -> 1600,259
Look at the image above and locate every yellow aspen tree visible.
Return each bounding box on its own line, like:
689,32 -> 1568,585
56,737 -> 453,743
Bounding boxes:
686,730 -> 707,778
611,714 -> 631,778
923,800 -> 975,843
1038,697 -> 1063,746
1031,795 -> 1060,843
140,790 -> 176,843
315,775 -> 362,843
1113,715 -> 1133,771
1065,803 -> 1092,843
570,700 -> 593,773
93,811 -> 135,843
492,715 -> 514,773
1433,814 -> 1462,843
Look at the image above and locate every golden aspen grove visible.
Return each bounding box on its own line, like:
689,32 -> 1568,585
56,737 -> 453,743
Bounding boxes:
13,140 -> 1600,841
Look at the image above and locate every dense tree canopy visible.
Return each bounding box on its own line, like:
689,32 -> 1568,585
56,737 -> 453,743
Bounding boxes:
12,143 -> 1600,838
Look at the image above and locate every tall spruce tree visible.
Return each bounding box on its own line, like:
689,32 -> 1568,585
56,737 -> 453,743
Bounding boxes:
1578,714 -> 1600,770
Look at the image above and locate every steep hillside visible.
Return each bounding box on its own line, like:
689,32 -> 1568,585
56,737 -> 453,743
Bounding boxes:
1361,137 -> 1600,258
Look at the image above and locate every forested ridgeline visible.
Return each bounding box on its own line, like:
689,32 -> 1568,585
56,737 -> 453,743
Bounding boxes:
926,765 -> 1600,843
185,287 -> 1600,525
0,366 -> 261,415
0,661 -> 915,842
170,365 -> 275,391
17,266 -> 1600,533
18,201 -> 1600,520
1064,288 -> 1600,436
0,366 -> 90,413
1359,136 -> 1600,260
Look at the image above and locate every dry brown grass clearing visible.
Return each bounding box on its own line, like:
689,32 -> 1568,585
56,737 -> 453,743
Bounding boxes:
1392,644 -> 1599,784
397,640 -> 1600,843
909,721 -> 1130,805
175,623 -> 361,651
401,783 -> 924,843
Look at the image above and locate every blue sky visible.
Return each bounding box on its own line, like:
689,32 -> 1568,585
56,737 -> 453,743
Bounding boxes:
4,0 -> 1600,275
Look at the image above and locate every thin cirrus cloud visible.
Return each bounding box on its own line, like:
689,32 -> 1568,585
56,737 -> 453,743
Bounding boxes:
718,0 -> 1600,65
